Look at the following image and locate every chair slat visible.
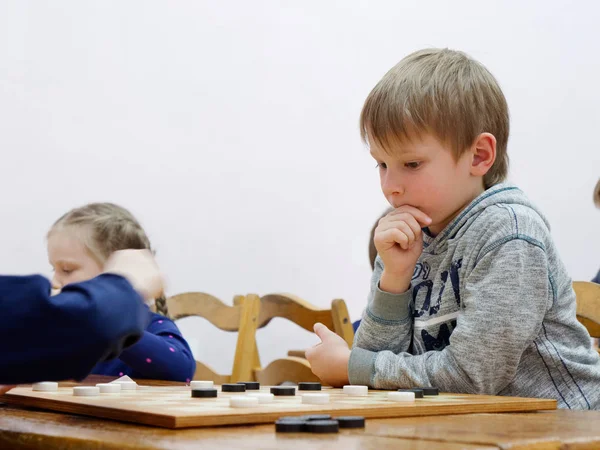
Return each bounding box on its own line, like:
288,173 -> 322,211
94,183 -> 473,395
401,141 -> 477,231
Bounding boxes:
574,281 -> 600,338
166,292 -> 255,382
167,292 -> 242,331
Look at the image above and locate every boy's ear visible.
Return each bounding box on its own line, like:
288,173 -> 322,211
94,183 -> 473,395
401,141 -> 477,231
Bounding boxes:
470,132 -> 496,177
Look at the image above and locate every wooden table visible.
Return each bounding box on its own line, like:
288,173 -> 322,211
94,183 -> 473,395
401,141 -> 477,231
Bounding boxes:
2,402 -> 600,449
2,377 -> 599,449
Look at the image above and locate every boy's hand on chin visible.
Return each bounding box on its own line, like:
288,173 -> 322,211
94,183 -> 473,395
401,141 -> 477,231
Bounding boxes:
375,205 -> 431,293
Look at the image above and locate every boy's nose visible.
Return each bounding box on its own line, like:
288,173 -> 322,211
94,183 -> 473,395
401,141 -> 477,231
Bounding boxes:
383,174 -> 405,197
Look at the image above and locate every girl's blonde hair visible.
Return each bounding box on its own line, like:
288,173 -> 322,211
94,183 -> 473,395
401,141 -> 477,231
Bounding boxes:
48,202 -> 168,316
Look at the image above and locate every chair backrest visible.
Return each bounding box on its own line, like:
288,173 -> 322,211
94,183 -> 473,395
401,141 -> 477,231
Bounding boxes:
166,292 -> 260,383
241,293 -> 354,385
573,281 -> 600,339
256,293 -> 354,345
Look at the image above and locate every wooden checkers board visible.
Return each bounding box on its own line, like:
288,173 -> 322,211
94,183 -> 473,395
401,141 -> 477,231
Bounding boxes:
2,384 -> 557,429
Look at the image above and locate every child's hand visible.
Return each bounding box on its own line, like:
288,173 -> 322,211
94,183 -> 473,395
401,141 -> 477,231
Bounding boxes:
103,250 -> 164,302
50,279 -> 61,296
145,298 -> 157,309
305,323 -> 350,387
375,206 -> 431,293
0,385 -> 14,395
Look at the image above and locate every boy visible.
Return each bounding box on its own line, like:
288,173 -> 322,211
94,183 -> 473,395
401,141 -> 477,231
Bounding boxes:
306,48 -> 600,409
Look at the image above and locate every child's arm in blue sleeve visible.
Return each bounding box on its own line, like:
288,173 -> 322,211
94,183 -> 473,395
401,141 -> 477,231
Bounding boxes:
118,315 -> 196,382
0,274 -> 150,384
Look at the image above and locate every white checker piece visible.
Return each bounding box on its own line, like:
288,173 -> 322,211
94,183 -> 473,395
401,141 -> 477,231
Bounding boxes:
115,381 -> 137,390
343,385 -> 369,396
32,382 -> 58,392
96,383 -> 121,394
73,386 -> 100,397
387,391 -> 416,402
190,380 -> 214,389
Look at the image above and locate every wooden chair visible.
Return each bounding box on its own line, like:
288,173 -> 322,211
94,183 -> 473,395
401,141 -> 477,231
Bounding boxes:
235,293 -> 354,385
166,293 -> 261,383
573,281 -> 600,355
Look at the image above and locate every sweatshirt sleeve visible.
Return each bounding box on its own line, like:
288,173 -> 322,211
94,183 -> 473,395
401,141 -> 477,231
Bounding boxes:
348,238 -> 551,393
118,314 -> 196,382
353,256 -> 414,355
0,273 -> 150,384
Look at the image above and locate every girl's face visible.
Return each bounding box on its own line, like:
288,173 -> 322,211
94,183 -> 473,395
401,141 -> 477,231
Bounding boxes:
47,229 -> 104,291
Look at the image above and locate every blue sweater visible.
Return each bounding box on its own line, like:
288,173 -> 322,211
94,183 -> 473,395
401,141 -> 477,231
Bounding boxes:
0,273 -> 150,384
92,313 -> 196,382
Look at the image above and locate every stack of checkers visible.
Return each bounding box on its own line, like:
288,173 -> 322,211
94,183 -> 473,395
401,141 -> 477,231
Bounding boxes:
275,415 -> 365,433
389,387 -> 439,401
190,380 -> 218,398
399,387 -> 439,397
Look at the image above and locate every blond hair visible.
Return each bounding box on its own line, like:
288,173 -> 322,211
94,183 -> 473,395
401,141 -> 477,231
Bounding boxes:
594,179 -> 600,209
48,202 -> 168,316
360,48 -> 510,189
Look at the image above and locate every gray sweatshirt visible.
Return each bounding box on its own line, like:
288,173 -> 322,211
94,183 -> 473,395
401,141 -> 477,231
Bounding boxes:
350,184 -> 600,409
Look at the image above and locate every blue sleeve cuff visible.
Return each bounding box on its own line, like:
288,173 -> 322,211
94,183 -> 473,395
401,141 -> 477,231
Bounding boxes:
368,284 -> 413,322
348,347 -> 377,386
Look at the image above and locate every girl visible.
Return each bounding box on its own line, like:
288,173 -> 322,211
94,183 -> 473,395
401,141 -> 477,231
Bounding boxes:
1,249 -> 162,386
47,203 -> 196,382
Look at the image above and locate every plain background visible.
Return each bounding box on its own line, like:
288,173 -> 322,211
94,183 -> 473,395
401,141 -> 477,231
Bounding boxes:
1,0 -> 599,373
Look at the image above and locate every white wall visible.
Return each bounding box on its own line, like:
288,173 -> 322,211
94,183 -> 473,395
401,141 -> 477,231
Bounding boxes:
1,0 -> 599,374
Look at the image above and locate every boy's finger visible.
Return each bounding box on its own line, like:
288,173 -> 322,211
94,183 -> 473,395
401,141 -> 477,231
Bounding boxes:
380,214 -> 424,241
313,322 -> 336,342
305,346 -> 316,361
394,221 -> 416,245
376,229 -> 409,250
380,214 -> 426,235
388,206 -> 432,226
401,214 -> 423,240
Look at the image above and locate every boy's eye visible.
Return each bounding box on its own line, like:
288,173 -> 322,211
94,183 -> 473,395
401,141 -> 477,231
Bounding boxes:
405,161 -> 421,169
376,162 -> 387,169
